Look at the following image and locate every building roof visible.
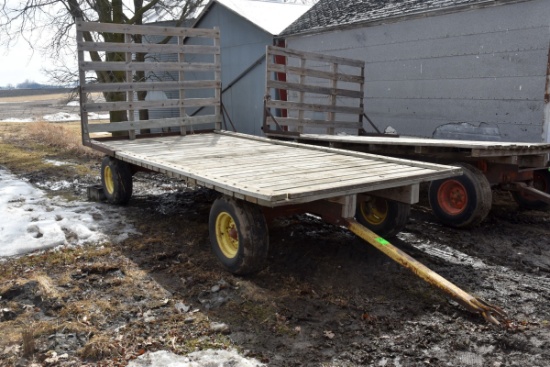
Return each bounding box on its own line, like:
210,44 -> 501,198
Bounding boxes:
282,0 -> 517,36
197,0 -> 313,35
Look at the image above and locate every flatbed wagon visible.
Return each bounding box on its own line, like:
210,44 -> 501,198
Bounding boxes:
262,46 -> 550,229
76,21 -> 506,324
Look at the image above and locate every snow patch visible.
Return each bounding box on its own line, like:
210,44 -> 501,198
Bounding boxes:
1,112 -> 108,123
0,117 -> 34,123
0,168 -> 138,257
127,350 -> 265,367
35,180 -> 75,191
88,112 -> 110,120
43,112 -> 80,121
44,159 -> 74,167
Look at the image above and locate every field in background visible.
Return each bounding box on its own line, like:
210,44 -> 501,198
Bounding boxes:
0,88 -> 73,99
0,89 -> 79,122
0,93 -> 74,103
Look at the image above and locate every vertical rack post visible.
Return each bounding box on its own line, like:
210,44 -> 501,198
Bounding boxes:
297,57 -> 306,134
327,62 -> 338,135
214,27 -> 222,131
178,35 -> 186,136
358,63 -> 365,135
76,19 -> 90,145
125,32 -> 136,140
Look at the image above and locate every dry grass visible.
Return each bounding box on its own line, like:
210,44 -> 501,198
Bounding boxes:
33,274 -> 62,299
26,121 -> 101,158
78,334 -> 123,361
0,121 -> 101,176
0,141 -> 49,173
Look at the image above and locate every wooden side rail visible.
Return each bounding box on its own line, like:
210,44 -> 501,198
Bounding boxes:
264,45 -> 365,136
76,19 -> 222,142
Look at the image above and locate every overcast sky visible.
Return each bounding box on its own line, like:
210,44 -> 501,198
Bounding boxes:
0,40 -> 51,87
0,0 -> 60,87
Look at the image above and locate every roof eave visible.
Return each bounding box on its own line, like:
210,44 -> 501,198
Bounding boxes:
282,0 -> 531,38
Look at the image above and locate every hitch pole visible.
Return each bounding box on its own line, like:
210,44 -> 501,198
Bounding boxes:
346,219 -> 507,325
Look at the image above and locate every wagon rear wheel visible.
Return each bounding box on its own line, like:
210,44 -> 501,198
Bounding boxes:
209,197 -> 269,275
429,163 -> 492,228
101,156 -> 133,205
512,169 -> 550,210
355,197 -> 410,238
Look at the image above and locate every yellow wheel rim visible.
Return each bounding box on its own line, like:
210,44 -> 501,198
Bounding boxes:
215,212 -> 239,259
360,198 -> 388,226
104,165 -> 115,194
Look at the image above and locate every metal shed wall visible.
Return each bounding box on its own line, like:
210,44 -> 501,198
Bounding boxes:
285,0 -> 550,143
142,20 -> 192,122
193,3 -> 273,136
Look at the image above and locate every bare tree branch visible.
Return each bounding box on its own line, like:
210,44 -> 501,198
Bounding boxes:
1,0 -> 203,81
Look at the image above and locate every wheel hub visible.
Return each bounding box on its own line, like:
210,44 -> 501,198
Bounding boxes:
438,180 -> 468,215
103,165 -> 115,194
215,212 -> 239,259
360,198 -> 388,225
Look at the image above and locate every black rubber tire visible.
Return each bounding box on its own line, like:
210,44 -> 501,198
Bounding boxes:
511,169 -> 550,210
429,163 -> 492,228
355,197 -> 411,238
209,197 -> 269,275
101,156 -> 133,205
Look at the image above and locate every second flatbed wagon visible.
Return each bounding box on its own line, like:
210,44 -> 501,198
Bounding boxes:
262,46 -> 550,229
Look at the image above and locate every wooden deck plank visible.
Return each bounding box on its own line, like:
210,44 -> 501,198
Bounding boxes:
179,152 -> 333,171
282,169 -> 439,200
205,159 -> 391,178
254,165 -> 426,190
148,147 -> 332,165
214,162 -> 397,185
204,164 -> 395,187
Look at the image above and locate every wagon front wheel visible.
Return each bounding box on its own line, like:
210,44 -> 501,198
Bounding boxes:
209,197 -> 269,275
429,163 -> 492,228
101,156 -> 133,205
355,197 -> 410,238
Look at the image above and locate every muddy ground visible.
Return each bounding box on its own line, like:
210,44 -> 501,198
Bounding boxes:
1,99 -> 550,366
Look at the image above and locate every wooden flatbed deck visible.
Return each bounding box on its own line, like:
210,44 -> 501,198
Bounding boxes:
94,131 -> 460,207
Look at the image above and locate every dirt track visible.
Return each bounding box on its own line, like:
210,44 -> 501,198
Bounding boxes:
1,114 -> 550,366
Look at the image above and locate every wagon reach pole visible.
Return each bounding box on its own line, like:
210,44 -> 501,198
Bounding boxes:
346,219 -> 508,326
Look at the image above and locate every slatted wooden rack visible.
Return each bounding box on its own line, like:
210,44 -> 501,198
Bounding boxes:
76,19 -> 221,144
264,45 -> 365,136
